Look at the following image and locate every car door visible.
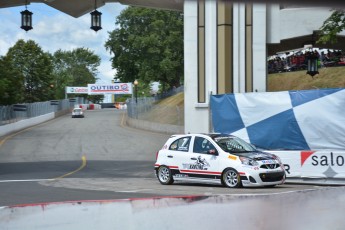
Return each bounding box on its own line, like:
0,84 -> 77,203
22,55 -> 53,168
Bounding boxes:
177,136 -> 221,180
164,136 -> 192,175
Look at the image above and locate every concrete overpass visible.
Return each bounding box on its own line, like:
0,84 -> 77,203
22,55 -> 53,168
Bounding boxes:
0,0 -> 183,18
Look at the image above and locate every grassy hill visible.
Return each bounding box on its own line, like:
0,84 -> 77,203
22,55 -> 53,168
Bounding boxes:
138,92 -> 184,125
143,66 -> 345,125
268,66 -> 345,91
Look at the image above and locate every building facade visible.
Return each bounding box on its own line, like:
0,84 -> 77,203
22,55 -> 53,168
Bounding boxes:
183,1 -> 344,133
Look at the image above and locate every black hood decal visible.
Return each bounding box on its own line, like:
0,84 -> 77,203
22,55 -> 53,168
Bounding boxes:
231,151 -> 275,160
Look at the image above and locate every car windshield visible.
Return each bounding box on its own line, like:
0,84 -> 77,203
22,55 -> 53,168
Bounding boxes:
213,136 -> 257,153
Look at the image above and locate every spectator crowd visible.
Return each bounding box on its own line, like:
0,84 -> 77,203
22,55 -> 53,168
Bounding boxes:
268,49 -> 345,74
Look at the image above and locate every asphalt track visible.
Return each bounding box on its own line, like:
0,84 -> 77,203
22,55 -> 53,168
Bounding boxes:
0,109 -> 335,207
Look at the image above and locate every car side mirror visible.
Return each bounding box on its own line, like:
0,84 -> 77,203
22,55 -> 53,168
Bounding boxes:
208,149 -> 218,155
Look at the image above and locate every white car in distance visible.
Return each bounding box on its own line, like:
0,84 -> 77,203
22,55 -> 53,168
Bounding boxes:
71,108 -> 84,118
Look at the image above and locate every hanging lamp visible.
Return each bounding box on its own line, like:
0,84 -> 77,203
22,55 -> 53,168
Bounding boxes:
21,1 -> 33,31
90,0 -> 102,32
306,51 -> 319,78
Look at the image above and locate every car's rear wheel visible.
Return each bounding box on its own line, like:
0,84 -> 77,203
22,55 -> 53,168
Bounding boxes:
157,166 -> 174,185
222,168 -> 242,188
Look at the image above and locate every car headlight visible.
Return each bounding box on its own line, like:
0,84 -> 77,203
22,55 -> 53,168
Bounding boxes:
239,157 -> 259,166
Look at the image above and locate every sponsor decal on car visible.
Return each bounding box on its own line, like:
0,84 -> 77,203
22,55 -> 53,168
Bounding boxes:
214,136 -> 229,141
182,156 -> 210,170
175,174 -> 189,178
261,160 -> 276,164
178,146 -> 188,151
228,155 -> 237,160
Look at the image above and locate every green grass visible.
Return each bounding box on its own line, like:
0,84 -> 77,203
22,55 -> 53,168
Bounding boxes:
268,66 -> 345,91
142,66 -> 345,125
138,92 -> 184,125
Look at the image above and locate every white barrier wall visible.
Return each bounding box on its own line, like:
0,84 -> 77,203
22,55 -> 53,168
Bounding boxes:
0,113 -> 55,137
270,150 -> 345,184
77,104 -> 102,110
1,187 -> 345,230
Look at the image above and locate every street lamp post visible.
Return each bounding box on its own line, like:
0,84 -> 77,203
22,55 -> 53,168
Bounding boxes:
134,79 -> 138,103
133,80 -> 139,119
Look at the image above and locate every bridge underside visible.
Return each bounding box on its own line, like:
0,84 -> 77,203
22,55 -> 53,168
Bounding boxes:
0,0 -> 183,18
268,34 -> 345,56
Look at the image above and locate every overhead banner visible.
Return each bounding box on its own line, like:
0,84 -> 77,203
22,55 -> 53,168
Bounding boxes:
210,88 -> 345,150
87,83 -> 133,95
66,87 -> 88,94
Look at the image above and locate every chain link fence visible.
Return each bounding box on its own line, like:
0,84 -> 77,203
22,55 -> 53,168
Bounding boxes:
127,86 -> 184,126
1,86 -> 184,126
0,97 -> 85,126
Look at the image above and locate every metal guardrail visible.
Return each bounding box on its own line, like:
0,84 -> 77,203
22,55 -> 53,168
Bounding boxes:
0,97 -> 85,126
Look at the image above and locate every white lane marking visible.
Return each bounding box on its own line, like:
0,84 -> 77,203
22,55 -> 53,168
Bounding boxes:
117,189 -> 153,193
0,179 -> 55,183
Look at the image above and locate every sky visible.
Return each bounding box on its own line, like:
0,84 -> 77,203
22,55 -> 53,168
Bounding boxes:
0,2 -> 128,84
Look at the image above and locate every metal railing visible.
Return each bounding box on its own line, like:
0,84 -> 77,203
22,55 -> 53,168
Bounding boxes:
154,86 -> 184,100
0,97 -> 85,126
127,101 -> 184,126
127,86 -> 184,126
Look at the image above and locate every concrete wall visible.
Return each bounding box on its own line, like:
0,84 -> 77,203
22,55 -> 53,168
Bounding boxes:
278,7 -> 344,40
0,109 -> 71,138
0,113 -> 55,137
184,0 -> 208,134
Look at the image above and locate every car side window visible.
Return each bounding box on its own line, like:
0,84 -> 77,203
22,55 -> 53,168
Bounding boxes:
169,137 -> 191,152
193,137 -> 216,154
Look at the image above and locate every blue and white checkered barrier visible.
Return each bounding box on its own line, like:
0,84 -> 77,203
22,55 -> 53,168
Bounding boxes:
210,88 -> 345,151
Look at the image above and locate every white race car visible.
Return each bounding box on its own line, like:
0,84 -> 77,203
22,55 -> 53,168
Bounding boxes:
155,133 -> 285,188
71,108 -> 84,118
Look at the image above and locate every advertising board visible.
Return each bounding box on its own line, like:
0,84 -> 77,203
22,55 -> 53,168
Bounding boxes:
88,83 -> 133,95
270,150 -> 345,184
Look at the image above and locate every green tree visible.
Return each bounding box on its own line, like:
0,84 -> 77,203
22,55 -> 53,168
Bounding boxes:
6,39 -> 55,103
0,55 -> 25,105
105,7 -> 184,91
52,48 -> 101,99
318,10 -> 345,44
86,94 -> 104,104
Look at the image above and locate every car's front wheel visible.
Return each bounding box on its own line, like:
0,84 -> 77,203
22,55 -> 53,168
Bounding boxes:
157,166 -> 174,185
222,168 -> 242,188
